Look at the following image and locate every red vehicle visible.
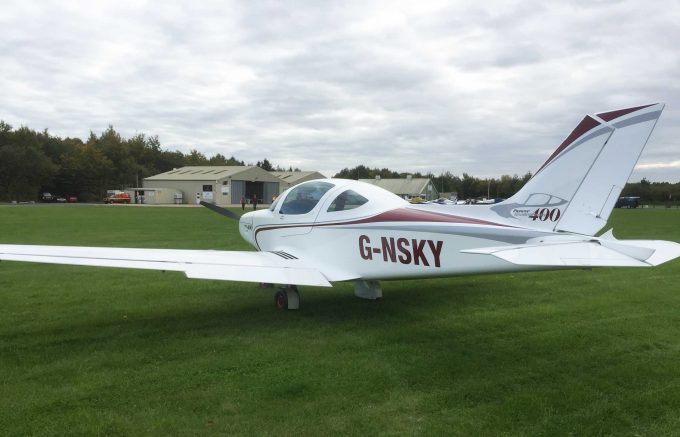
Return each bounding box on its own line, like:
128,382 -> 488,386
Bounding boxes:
104,192 -> 130,204
65,195 -> 78,203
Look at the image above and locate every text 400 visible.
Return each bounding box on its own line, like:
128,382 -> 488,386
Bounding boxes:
529,208 -> 561,222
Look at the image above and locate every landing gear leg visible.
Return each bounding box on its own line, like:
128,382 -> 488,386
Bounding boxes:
274,285 -> 300,310
354,280 -> 382,300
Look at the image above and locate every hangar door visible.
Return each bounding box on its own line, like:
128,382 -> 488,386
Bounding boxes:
230,181 -> 278,204
230,180 -> 245,204
263,182 -> 279,204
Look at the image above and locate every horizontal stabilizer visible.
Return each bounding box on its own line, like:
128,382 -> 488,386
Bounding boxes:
606,240 -> 680,266
462,238 -> 680,268
0,245 -> 332,287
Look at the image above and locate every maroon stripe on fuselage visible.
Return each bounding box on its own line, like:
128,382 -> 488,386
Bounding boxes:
344,207 -> 507,227
535,115 -> 601,176
596,104 -> 654,122
254,208 -> 510,242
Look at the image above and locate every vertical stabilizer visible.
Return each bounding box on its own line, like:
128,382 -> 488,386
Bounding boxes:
492,103 -> 664,235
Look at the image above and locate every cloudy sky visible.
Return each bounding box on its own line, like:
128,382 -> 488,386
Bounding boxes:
1,0 -> 679,181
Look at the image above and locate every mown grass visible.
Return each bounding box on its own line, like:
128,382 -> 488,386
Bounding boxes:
1,205 -> 680,435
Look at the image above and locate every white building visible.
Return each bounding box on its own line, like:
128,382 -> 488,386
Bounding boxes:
143,166 -> 282,205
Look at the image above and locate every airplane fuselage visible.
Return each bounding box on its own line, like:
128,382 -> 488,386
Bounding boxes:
240,179 -> 555,283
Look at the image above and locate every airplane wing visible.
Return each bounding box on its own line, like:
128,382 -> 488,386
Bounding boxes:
461,239 -> 680,267
0,244 -> 332,287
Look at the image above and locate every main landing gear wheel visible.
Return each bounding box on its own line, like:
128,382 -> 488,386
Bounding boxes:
274,286 -> 300,310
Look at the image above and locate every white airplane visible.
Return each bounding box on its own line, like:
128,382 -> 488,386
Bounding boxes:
2,103 -> 679,309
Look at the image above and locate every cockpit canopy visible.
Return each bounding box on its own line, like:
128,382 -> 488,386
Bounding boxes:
279,181 -> 335,215
271,179 -> 406,217
326,190 -> 368,212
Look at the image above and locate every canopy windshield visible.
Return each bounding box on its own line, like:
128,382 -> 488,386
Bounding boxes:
279,181 -> 335,215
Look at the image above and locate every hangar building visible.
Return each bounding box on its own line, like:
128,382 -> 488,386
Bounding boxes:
359,176 -> 439,200
143,166 -> 281,205
271,171 -> 326,191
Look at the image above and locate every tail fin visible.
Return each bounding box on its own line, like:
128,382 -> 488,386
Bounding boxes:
492,103 -> 664,235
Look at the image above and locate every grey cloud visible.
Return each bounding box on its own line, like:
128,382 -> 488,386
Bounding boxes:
1,0 -> 679,182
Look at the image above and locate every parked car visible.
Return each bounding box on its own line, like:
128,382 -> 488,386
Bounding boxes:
40,192 -> 56,202
104,192 -> 131,204
431,198 -> 457,205
64,195 -> 78,203
615,196 -> 640,208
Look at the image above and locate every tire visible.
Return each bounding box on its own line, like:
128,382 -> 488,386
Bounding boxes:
275,290 -> 288,310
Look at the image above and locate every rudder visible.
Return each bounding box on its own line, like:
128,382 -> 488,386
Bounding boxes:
491,103 -> 664,235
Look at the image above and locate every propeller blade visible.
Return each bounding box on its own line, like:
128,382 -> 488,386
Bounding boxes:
200,201 -> 241,221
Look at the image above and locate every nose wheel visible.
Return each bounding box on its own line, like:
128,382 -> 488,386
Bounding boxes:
274,285 -> 300,310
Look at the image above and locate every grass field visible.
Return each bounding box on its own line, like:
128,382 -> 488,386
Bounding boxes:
2,205 -> 680,435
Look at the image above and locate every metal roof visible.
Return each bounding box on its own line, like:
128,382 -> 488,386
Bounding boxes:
359,178 -> 434,195
145,166 -> 262,181
271,171 -> 325,184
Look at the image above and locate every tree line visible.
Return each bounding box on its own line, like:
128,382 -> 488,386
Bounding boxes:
333,167 -> 680,203
0,122 -> 295,202
334,166 -> 534,200
620,178 -> 680,204
1,121 -> 677,203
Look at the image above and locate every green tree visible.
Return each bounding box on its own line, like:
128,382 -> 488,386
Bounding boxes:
185,149 -> 209,165
226,155 -> 245,166
57,142 -> 113,200
90,126 -> 138,187
257,158 -> 274,171
0,126 -> 58,201
0,121 -> 12,146
208,153 -> 228,165
158,150 -> 187,172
